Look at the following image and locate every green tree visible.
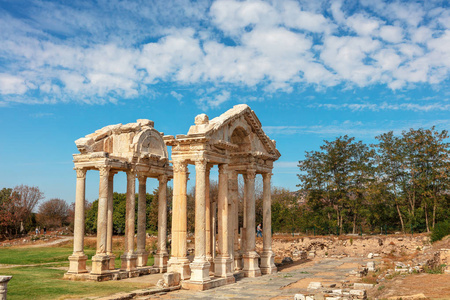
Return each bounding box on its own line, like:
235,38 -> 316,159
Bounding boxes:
298,136 -> 372,234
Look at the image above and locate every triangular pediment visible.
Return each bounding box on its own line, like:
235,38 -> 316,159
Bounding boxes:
186,104 -> 280,159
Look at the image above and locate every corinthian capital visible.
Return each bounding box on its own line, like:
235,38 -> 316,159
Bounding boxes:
98,165 -> 111,177
246,169 -> 256,179
195,158 -> 207,172
173,160 -> 188,173
75,167 -> 87,179
158,174 -> 168,184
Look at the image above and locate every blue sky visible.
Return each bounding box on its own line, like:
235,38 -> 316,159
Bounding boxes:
0,0 -> 449,204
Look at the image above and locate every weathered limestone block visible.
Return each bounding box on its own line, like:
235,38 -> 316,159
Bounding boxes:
163,272 -> 180,287
308,282 -> 323,290
353,283 -> 374,289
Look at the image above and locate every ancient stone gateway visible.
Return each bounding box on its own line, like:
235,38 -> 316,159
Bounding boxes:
164,104 -> 280,290
65,119 -> 172,280
65,104 -> 280,290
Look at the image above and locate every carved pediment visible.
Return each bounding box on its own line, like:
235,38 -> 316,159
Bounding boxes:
75,119 -> 168,163
185,104 -> 280,159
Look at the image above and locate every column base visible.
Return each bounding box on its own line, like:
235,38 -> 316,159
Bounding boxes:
67,253 -> 88,274
190,259 -> 211,283
234,252 -> 243,271
107,253 -> 116,270
206,255 -> 214,273
120,253 -> 137,272
243,252 -> 261,277
153,252 -> 169,273
260,251 -> 277,274
135,251 -> 149,267
91,254 -> 110,275
167,257 -> 191,280
214,255 -> 234,278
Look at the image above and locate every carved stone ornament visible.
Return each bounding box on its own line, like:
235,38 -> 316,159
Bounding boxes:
195,158 -> 207,172
158,174 -> 168,183
173,161 -> 188,173
218,163 -> 229,174
98,165 -> 111,177
246,169 -> 256,179
75,167 -> 87,179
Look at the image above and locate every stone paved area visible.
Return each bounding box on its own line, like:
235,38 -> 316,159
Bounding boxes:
145,257 -> 370,299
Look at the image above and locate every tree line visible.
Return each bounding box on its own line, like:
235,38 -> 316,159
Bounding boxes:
3,127 -> 447,239
297,127 -> 450,235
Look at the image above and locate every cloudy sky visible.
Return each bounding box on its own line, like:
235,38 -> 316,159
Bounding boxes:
0,0 -> 449,203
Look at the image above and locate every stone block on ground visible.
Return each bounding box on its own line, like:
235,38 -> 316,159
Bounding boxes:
308,281 -> 323,290
353,282 -> 374,289
163,272 -> 180,287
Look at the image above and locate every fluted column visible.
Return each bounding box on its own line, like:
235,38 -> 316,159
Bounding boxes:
190,158 -> 211,283
229,170 -> 242,270
154,174 -> 169,273
136,174 -> 148,267
243,169 -> 261,277
106,171 -> 116,270
205,165 -> 214,272
167,160 -> 190,280
91,165 -> 111,275
261,173 -> 277,274
67,167 -> 88,274
214,164 -> 234,280
121,169 -> 137,272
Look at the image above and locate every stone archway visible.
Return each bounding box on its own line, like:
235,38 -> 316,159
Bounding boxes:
164,104 -> 280,290
65,119 -> 172,281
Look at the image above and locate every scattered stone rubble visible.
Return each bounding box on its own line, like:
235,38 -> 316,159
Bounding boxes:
295,282 -> 372,300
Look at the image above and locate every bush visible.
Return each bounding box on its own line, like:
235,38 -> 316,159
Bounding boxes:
431,220 -> 450,243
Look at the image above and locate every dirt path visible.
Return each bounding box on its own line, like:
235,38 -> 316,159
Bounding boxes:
26,236 -> 73,248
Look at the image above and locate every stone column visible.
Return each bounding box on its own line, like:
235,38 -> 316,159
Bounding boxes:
67,167 -> 88,274
190,158 -> 211,283
167,160 -> 190,280
91,165 -> 111,275
260,173 -> 277,274
121,169 -> 137,272
106,171 -> 116,270
241,174 -> 247,255
214,164 -> 234,279
0,276 -> 12,300
154,174 -> 169,273
243,169 -> 261,277
136,174 -> 148,268
229,170 -> 242,270
205,165 -> 214,272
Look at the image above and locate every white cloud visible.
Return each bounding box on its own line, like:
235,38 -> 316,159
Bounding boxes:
0,74 -> 28,95
379,25 -> 403,43
171,91 -> 183,101
0,0 -> 449,106
196,90 -> 231,109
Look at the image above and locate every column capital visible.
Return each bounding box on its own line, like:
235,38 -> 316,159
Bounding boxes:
218,163 -> 229,174
158,174 -> 168,184
246,169 -> 256,180
137,173 -> 147,183
126,168 -> 137,177
228,168 -> 238,179
173,160 -> 188,173
97,165 -> 111,177
75,167 -> 87,179
262,172 -> 273,180
195,158 -> 208,172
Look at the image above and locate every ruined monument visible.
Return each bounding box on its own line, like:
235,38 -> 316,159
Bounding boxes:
65,119 -> 172,280
65,104 -> 280,290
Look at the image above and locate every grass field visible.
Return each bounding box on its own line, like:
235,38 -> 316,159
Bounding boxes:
0,242 -> 156,300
